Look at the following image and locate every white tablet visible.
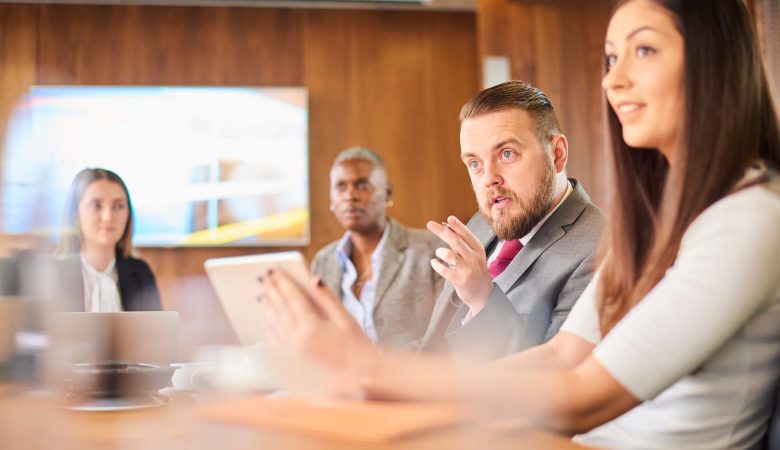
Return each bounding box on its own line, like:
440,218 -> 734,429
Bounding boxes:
204,251 -> 310,346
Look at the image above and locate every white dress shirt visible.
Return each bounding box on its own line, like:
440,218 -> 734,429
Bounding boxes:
336,227 -> 390,343
80,254 -> 123,312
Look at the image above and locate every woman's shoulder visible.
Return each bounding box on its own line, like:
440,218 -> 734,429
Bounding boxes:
708,173 -> 780,218
116,253 -> 154,273
724,160 -> 780,207
685,173 -> 780,245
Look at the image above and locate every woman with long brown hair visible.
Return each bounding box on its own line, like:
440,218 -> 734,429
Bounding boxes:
261,0 -> 780,447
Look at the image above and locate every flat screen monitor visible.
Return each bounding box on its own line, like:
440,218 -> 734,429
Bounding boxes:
1,86 -> 309,246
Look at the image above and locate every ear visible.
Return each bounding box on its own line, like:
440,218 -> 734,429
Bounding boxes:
550,134 -> 569,173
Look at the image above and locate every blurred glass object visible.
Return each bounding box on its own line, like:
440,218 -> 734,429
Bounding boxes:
0,236 -> 51,387
45,312 -> 178,405
0,298 -> 24,362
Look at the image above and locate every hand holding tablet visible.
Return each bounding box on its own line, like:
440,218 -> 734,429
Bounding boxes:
204,251 -> 311,346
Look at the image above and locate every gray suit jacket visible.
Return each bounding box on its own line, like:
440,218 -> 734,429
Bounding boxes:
312,217 -> 444,348
417,179 -> 605,363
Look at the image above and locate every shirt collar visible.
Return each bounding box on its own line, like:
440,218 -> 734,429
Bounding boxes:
518,179 -> 574,246
80,253 -> 117,276
336,224 -> 391,265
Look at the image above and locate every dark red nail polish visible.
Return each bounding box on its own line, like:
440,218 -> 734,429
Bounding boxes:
316,278 -> 325,288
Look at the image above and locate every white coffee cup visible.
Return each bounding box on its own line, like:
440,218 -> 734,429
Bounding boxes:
170,362 -> 215,390
187,345 -> 281,393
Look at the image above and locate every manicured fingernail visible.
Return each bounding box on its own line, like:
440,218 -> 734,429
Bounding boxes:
316,278 -> 325,288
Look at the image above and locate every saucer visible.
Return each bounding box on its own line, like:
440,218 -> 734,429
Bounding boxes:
158,387 -> 201,402
67,393 -> 169,412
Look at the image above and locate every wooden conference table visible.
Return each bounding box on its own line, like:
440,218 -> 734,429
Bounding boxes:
0,386 -> 592,450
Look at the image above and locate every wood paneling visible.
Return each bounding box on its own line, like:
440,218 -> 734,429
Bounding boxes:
0,5 -> 478,353
476,0 -> 613,209
302,10 -> 478,251
0,6 -> 37,155
36,7 -> 305,85
752,0 -> 780,109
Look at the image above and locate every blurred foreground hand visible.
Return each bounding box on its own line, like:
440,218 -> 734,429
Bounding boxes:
260,269 -> 377,398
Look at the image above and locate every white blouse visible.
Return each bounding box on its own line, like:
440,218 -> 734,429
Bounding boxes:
80,254 -> 123,312
561,176 -> 780,449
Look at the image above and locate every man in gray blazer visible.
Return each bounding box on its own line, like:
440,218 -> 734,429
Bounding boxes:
312,147 -> 443,348
418,81 -> 605,363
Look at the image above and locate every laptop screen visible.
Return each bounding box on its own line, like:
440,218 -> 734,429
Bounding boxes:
47,311 -> 179,367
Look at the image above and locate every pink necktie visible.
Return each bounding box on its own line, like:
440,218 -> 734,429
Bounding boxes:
487,240 -> 523,278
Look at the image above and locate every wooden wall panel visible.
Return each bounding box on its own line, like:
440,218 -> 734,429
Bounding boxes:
0,5 -> 478,353
752,0 -> 780,110
0,6 -> 38,159
477,0 -> 613,210
36,7 -> 305,85
302,10 -> 477,254
0,6 -> 38,254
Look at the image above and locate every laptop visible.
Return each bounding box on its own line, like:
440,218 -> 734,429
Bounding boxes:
204,251 -> 310,346
47,311 -> 179,367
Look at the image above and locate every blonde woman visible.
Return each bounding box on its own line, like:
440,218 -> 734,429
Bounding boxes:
57,168 -> 160,312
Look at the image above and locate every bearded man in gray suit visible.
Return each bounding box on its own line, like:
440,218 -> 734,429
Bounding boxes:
312,147 -> 443,348
417,80 -> 605,363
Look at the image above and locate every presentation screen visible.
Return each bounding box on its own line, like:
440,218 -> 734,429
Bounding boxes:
1,86 -> 309,247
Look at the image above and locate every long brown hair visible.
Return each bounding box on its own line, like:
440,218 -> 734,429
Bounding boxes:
57,168 -> 135,258
597,0 -> 780,334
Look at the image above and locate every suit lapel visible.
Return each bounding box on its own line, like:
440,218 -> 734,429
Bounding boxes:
322,247 -> 345,295
115,255 -> 129,310
493,226 -> 564,290
419,281 -> 458,346
467,213 -> 497,249
493,179 -> 591,291
373,218 -> 405,311
64,256 -> 86,312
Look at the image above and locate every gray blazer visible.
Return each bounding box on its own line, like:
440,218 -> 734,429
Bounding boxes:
312,217 -> 444,348
417,179 -> 605,363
